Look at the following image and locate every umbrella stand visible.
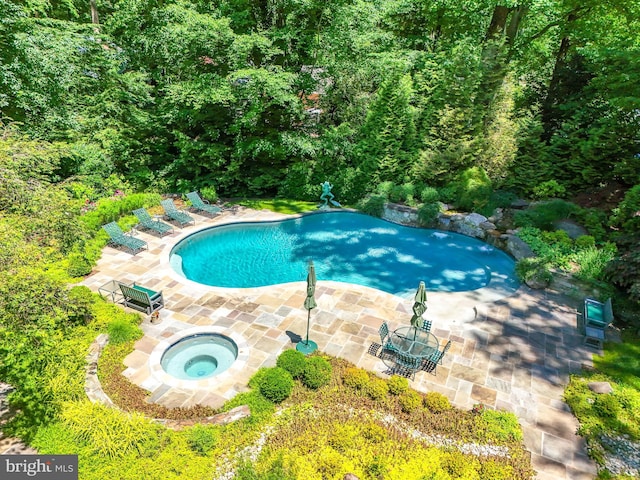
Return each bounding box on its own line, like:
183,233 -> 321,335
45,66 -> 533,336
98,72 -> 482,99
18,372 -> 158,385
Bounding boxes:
297,260 -> 318,355
297,308 -> 318,354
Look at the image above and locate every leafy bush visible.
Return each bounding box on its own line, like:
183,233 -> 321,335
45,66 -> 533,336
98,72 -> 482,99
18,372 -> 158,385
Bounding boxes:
417,202 -> 440,226
276,349 -> 307,379
356,194 -> 386,217
514,258 -> 553,287
571,244 -> 617,282
107,317 -> 143,345
453,166 -> 492,212
389,183 -> 415,204
342,367 -> 370,390
610,184 -> 640,233
186,425 -> 217,455
532,180 -> 566,199
575,235 -> 596,249
399,390 -> 422,413
302,356 -> 332,389
387,375 -> 409,395
605,233 -> 640,303
420,186 -> 440,203
65,286 -> 95,325
514,199 -> 579,230
364,378 -> 389,400
199,186 -> 218,203
476,409 -> 523,443
376,181 -> 394,197
259,367 -> 294,403
423,392 -> 452,413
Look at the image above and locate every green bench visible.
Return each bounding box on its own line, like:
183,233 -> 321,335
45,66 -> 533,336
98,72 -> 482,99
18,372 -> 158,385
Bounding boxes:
119,283 -> 164,315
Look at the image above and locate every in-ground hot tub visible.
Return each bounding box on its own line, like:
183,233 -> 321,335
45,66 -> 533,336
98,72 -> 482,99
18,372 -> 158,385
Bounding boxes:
161,333 -> 238,380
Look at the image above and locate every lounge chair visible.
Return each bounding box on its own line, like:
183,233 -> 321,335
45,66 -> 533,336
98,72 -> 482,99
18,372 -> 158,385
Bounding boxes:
133,208 -> 174,236
102,222 -> 147,255
579,297 -> 613,348
119,283 -> 164,315
186,191 -> 222,217
161,199 -> 195,227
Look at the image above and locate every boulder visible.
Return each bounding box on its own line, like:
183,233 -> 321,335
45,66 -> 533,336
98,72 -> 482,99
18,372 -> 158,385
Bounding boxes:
465,213 -> 488,226
588,382 -> 614,394
506,235 -> 535,260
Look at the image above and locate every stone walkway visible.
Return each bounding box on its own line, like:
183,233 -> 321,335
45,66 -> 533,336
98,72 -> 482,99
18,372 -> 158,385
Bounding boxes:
81,206 -> 599,479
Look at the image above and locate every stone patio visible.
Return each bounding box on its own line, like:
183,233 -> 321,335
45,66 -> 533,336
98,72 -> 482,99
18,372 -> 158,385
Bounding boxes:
82,206 -> 599,479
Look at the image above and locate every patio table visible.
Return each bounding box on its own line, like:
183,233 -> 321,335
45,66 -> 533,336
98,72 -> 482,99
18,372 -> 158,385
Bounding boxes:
389,326 -> 439,358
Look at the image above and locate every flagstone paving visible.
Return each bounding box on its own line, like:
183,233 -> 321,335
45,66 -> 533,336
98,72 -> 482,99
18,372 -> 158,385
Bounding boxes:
82,206 -> 599,479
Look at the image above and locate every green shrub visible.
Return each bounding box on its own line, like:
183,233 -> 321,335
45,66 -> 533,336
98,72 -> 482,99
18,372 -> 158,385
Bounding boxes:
417,202 -> 440,226
199,186 -> 218,203
514,199 -> 579,230
276,349 -> 307,379
302,356 -> 332,389
438,185 -> 457,204
419,186 -> 440,203
387,375 -> 409,395
532,180 -> 566,199
571,244 -> 617,282
441,451 -> 479,477
423,391 -> 452,413
477,409 -> 523,443
107,318 -> 142,345
611,184 -> 640,233
342,367 -> 370,390
186,425 -> 217,456
248,367 -> 270,389
453,166 -> 492,212
575,235 -> 596,249
364,378 -> 389,400
80,193 -> 161,232
64,286 -> 95,325
581,209 -> 609,242
376,181 -> 394,197
66,251 -> 93,277
398,390 -> 422,413
356,194 -> 386,217
258,367 -> 294,403
514,258 -> 553,287
389,183 -> 415,204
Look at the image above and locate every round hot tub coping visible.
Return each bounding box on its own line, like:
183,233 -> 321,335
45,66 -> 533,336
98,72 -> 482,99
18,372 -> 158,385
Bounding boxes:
148,326 -> 249,390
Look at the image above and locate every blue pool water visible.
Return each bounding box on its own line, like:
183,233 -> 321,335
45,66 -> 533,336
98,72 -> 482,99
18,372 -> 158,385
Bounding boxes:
170,211 -> 519,297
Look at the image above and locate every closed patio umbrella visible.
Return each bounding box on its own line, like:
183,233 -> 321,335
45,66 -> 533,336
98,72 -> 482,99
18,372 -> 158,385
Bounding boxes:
297,260 -> 318,354
410,281 -> 428,328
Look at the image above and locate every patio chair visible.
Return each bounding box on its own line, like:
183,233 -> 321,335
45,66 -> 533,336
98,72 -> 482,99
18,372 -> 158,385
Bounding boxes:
119,283 -> 164,315
133,208 -> 174,236
419,319 -> 432,333
379,322 -> 397,357
161,199 -> 195,227
102,222 -> 147,255
422,340 -> 452,374
580,297 -> 613,349
186,191 -> 222,217
392,352 -> 421,380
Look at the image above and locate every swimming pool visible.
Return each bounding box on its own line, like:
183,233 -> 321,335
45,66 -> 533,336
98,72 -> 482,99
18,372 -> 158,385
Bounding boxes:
170,211 -> 519,297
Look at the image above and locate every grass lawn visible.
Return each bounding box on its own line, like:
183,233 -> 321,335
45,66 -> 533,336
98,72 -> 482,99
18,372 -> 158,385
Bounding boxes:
233,198 -> 319,214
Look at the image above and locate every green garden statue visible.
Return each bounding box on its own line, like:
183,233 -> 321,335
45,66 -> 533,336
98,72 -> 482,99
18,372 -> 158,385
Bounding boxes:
319,181 -> 341,209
